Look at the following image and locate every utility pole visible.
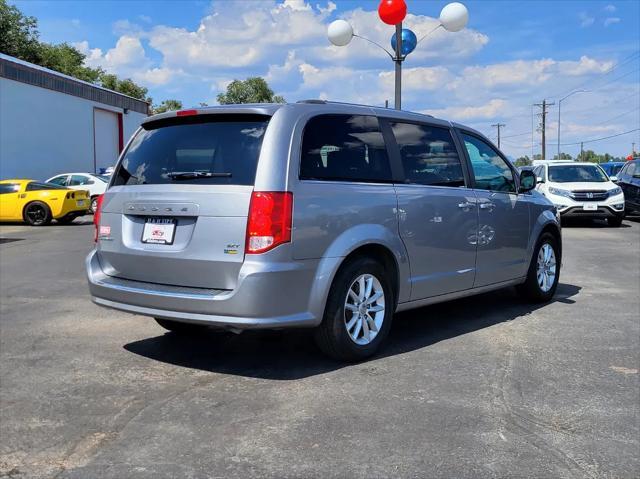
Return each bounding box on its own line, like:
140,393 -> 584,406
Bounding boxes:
491,123 -> 506,149
580,142 -> 584,162
393,23 -> 403,110
633,142 -> 636,156
534,100 -> 555,160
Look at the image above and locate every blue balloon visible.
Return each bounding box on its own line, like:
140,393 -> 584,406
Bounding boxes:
390,28 -> 417,56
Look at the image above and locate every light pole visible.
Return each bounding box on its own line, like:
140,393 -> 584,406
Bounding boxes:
327,1 -> 469,110
557,89 -> 588,160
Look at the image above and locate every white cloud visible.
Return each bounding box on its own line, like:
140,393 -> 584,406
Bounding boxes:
557,56 -> 614,76
603,4 -> 616,12
113,19 -> 146,37
379,66 -> 453,91
424,99 -> 509,121
147,1 -> 334,70
604,17 -> 621,27
75,36 -> 179,86
133,67 -> 179,86
579,12 -> 595,28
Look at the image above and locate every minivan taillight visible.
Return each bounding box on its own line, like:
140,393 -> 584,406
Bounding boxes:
246,191 -> 293,254
93,194 -> 104,243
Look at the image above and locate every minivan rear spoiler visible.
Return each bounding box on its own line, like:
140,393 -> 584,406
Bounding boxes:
141,104 -> 283,126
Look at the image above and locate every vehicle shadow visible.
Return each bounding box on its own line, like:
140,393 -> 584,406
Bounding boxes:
560,218 -> 631,228
0,216 -> 93,227
124,283 -> 581,380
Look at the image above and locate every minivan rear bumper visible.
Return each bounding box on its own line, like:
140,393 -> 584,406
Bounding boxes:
86,249 -> 323,330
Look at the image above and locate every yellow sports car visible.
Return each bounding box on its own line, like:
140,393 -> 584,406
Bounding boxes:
0,179 -> 90,226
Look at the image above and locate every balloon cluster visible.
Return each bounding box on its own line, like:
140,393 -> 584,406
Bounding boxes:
328,1 -> 469,59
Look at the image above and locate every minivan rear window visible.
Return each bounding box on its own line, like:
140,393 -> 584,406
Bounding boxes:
112,114 -> 270,186
300,114 -> 392,183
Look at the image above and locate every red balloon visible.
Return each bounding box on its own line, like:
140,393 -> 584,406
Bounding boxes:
378,0 -> 407,25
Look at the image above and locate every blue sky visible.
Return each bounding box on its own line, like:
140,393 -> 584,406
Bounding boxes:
12,0 -> 640,158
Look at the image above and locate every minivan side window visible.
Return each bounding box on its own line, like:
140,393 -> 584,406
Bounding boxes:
461,133 -> 516,193
390,122 -> 465,187
300,115 -> 392,183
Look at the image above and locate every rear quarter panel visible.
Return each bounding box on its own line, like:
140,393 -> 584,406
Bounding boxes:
24,190 -> 65,217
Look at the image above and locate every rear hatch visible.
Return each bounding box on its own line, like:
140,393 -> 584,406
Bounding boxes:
97,113 -> 271,290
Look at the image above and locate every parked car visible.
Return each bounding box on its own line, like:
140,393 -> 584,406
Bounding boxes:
533,161 -> 625,226
615,159 -> 640,215
0,179 -> 89,226
599,161 -> 625,178
87,102 -> 561,361
46,173 -> 109,213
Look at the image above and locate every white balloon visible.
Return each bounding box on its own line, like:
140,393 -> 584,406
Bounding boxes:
439,2 -> 469,32
327,19 -> 353,47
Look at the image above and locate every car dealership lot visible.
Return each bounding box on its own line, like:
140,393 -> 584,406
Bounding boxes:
0,218 -> 638,478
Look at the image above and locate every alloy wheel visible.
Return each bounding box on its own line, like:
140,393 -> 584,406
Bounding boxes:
344,273 -> 385,345
536,243 -> 557,293
26,204 -> 46,225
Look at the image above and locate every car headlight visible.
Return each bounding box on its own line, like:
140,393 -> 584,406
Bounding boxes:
548,187 -> 572,198
608,187 -> 622,197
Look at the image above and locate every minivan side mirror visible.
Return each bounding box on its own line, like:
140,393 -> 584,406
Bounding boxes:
536,176 -> 544,184
520,170 -> 536,192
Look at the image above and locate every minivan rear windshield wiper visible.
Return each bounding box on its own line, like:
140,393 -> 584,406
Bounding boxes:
166,171 -> 232,180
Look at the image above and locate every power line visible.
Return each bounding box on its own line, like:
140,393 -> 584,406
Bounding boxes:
587,67 -> 640,93
561,89 -> 640,117
590,106 -> 640,128
548,50 -> 640,100
501,130 -> 531,139
545,128 -> 640,146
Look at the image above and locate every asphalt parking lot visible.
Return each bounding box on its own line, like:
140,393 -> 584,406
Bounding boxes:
0,216 -> 638,478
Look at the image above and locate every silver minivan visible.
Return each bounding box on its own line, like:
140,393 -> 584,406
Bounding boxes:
87,101 -> 561,360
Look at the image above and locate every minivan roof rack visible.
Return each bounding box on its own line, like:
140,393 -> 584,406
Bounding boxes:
295,99 -> 434,117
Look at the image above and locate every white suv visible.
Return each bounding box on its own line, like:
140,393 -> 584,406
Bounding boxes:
533,161 -> 625,226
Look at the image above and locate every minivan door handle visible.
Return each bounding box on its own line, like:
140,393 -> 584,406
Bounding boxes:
458,201 -> 475,210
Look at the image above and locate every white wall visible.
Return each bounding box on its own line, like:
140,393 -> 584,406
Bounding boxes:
0,77 -> 146,181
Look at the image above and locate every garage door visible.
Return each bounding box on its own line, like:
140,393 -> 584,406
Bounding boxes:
94,108 -> 121,172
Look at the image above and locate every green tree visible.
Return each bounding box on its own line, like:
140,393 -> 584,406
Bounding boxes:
38,43 -> 103,83
217,77 -> 285,105
551,152 -> 573,161
99,74 -> 150,102
514,155 -> 531,167
0,0 -> 41,63
152,99 -> 183,114
1,0 -> 150,103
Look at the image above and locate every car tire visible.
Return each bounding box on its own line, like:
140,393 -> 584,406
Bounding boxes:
23,201 -> 52,226
607,216 -> 623,227
56,213 -> 78,225
154,318 -> 209,335
90,196 -> 99,214
314,256 -> 394,362
516,232 -> 560,303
